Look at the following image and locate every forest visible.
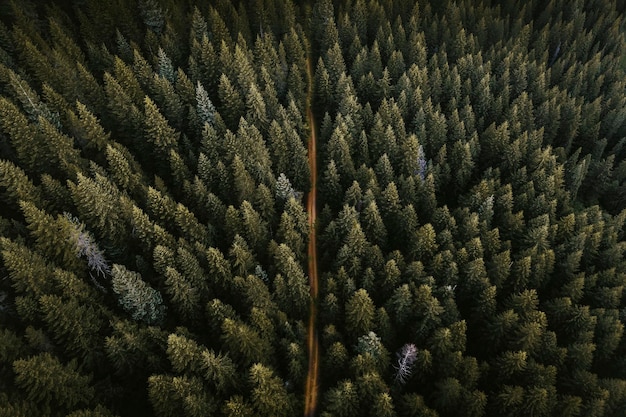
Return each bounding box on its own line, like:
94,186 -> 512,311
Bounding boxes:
0,0 -> 626,416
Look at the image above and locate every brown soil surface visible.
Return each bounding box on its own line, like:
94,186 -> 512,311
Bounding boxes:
303,52 -> 320,417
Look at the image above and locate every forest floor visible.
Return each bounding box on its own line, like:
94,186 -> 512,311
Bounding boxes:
304,51 -> 320,417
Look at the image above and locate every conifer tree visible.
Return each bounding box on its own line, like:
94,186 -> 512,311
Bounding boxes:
68,172 -> 127,244
0,96 -> 42,173
144,96 -> 180,157
221,317 -> 271,366
218,74 -> 244,130
19,201 -> 82,271
0,160 -> 43,209
273,243 -> 309,319
322,379 -> 360,417
195,81 -> 215,127
39,294 -> 105,366
345,289 -> 375,338
248,363 -> 295,417
111,264 -> 166,325
1,236 -> 56,299
13,353 -> 94,413
103,72 -> 143,138
147,374 -> 218,417
69,101 -> 111,153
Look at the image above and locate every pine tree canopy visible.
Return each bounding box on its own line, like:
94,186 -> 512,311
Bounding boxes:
0,1 -> 626,416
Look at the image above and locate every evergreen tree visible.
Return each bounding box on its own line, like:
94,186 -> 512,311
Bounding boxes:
218,74 -> 244,130
39,294 -> 105,367
147,374 -> 218,417
144,96 -> 180,157
0,159 -> 43,209
69,101 -> 111,153
345,289 -> 375,338
103,72 -> 143,138
0,96 -> 42,173
273,243 -> 309,319
13,353 -> 94,413
196,81 -> 216,127
221,317 -> 271,366
157,48 -> 175,83
249,363 -> 295,417
111,264 -> 166,325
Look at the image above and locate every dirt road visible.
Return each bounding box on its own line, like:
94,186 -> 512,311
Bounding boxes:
303,51 -> 319,417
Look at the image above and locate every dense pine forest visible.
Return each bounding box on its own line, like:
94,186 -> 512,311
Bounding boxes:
1,0 -> 626,416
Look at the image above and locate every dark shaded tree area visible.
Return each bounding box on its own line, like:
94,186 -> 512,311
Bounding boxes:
0,0 -> 310,415
313,0 -> 626,416
0,0 -> 625,416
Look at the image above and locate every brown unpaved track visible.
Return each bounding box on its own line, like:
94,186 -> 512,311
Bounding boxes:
303,51 -> 319,417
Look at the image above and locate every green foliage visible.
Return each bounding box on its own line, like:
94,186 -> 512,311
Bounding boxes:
221,317 -> 272,366
166,333 -> 238,393
143,96 -> 180,156
0,1 -> 626,416
248,363 -> 295,417
13,353 -> 94,413
111,264 -> 166,325
147,374 -> 218,417
345,289 -> 375,337
40,293 -> 105,365
68,172 -> 126,244
195,81 -> 215,127
273,243 -> 309,319
139,0 -> 165,34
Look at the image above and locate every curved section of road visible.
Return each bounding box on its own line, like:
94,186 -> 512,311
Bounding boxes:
303,51 -> 319,417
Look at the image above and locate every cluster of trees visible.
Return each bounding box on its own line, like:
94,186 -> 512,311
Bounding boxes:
0,0 -> 625,416
312,0 -> 626,416
0,0 -> 313,416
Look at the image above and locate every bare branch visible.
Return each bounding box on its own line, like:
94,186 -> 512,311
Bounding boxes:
394,343 -> 417,384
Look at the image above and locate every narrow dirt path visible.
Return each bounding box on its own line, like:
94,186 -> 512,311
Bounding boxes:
303,51 -> 319,417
